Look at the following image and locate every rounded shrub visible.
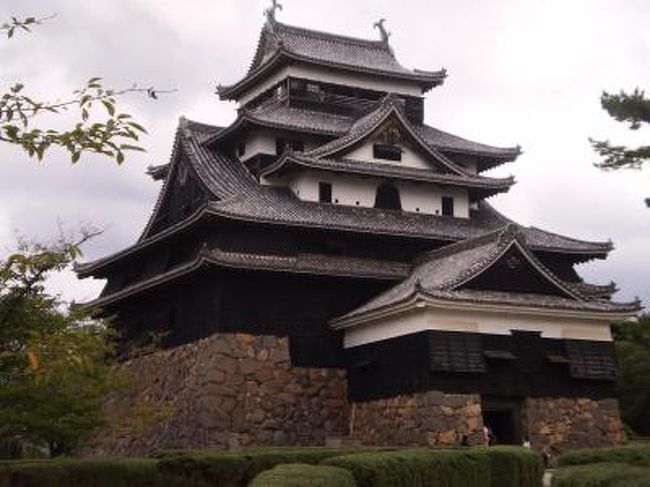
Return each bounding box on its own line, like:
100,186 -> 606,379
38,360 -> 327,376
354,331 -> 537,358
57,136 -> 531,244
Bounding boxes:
249,463 -> 356,487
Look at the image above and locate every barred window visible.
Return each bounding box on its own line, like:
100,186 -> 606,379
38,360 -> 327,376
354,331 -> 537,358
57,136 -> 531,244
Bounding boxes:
429,332 -> 486,373
565,340 -> 616,380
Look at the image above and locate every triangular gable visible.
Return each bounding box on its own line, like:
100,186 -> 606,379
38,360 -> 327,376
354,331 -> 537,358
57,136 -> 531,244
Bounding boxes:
139,127 -> 212,242
310,101 -> 469,176
454,238 -> 582,300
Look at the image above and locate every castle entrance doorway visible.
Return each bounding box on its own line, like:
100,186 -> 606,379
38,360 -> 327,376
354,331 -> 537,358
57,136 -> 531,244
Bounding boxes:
481,397 -> 523,445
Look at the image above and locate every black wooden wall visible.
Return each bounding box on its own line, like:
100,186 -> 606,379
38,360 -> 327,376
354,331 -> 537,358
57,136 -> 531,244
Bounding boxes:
345,330 -> 617,402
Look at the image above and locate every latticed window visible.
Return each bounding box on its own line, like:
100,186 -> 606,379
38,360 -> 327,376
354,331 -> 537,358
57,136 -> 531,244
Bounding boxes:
373,143 -> 402,161
565,340 -> 616,380
429,332 -> 486,373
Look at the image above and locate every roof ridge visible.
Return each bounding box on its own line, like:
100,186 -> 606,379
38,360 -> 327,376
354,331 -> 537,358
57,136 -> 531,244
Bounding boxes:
274,20 -> 389,50
528,224 -> 613,249
413,224 -> 517,265
421,123 -> 521,154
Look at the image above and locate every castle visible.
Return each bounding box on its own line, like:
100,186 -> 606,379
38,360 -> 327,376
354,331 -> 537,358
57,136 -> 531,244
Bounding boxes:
77,5 -> 639,455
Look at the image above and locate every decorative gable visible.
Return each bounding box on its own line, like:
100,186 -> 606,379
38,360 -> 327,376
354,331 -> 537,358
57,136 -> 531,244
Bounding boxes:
344,118 -> 440,171
309,102 -> 468,176
457,243 -> 579,299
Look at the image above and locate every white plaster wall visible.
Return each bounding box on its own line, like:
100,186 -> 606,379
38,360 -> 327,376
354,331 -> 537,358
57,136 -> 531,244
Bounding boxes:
346,141 -> 431,170
343,306 -> 614,348
240,131 -> 323,162
398,182 -> 440,215
275,170 -> 469,217
240,131 -> 276,162
238,65 -> 423,105
284,171 -> 376,206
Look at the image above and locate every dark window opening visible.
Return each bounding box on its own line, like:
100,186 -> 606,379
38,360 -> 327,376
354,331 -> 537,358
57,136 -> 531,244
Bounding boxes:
237,142 -> 246,157
374,183 -> 402,210
289,140 -> 304,152
442,196 -> 455,216
318,182 -> 332,203
276,138 -> 285,155
276,138 -> 304,154
373,144 -> 402,161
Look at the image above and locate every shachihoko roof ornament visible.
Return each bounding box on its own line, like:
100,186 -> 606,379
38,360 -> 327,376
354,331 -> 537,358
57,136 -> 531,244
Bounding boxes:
373,18 -> 391,45
265,0 -> 283,25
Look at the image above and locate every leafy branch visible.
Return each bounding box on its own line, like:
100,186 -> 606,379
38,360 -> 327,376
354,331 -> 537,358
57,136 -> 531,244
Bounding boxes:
590,88 -> 650,171
2,14 -> 176,164
0,78 -> 175,164
1,14 -> 55,39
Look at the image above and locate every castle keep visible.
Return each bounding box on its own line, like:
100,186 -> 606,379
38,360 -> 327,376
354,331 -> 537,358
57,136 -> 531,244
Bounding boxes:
77,5 -> 639,454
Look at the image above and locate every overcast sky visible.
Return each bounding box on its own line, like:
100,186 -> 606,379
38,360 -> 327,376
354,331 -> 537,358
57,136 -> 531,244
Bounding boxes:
1,0 -> 648,308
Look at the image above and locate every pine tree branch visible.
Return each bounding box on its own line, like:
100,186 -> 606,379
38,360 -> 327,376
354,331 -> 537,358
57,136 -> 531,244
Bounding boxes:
590,138 -> 650,170
601,89 -> 650,130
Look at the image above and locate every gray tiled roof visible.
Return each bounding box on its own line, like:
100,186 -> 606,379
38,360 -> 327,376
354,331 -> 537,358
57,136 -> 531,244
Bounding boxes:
414,124 -> 521,161
332,226 -> 639,326
82,247 -> 410,308
219,20 -> 446,99
205,100 -> 520,163
75,118 -> 612,278
261,153 -> 514,194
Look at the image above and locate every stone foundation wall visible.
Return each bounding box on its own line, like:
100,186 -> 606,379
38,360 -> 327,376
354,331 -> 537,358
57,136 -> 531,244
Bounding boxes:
82,332 -> 626,456
84,333 -> 348,457
350,391 -> 483,446
525,397 -> 625,452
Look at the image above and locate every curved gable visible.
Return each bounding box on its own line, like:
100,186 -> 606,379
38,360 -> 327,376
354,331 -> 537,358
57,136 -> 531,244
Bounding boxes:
309,101 -> 470,176
454,238 -> 582,300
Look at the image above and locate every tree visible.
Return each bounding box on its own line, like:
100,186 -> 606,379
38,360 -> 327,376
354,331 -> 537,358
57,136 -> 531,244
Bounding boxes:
612,315 -> 650,435
1,15 -> 172,164
590,88 -> 650,171
0,230 -> 120,456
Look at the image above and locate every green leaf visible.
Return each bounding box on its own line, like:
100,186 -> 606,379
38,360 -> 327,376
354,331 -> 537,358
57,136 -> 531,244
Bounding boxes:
126,121 -> 147,134
101,100 -> 115,116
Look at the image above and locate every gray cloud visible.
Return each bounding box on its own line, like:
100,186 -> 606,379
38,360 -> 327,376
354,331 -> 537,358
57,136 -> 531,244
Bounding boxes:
1,0 -> 648,306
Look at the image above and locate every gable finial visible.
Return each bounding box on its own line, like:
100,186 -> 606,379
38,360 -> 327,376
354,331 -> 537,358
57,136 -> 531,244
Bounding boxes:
265,0 -> 283,24
373,18 -> 391,44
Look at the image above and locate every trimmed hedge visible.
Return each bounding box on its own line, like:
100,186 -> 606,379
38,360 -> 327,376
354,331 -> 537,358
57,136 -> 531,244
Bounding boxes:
551,462 -> 650,487
0,458 -> 190,487
156,447 -> 386,487
249,463 -> 356,487
558,445 -> 650,469
322,449 -> 491,487
482,446 -> 545,487
322,447 -> 543,487
0,446 -> 545,487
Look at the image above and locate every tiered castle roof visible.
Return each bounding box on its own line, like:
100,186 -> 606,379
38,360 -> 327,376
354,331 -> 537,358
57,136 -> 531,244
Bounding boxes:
77,12 -> 634,321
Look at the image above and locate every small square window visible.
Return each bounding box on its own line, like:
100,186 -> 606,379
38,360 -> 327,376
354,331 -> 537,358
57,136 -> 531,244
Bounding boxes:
318,182 -> 332,203
290,140 -> 304,152
373,144 -> 402,161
